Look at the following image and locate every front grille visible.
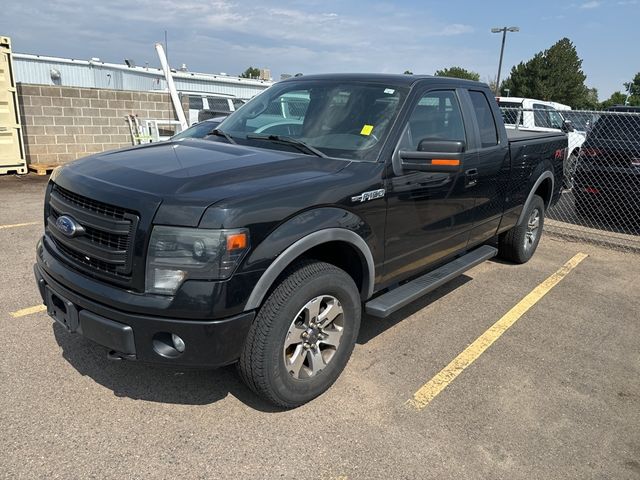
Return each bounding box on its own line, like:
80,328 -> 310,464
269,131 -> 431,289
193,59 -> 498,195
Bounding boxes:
47,184 -> 139,283
55,240 -> 123,277
54,185 -> 129,220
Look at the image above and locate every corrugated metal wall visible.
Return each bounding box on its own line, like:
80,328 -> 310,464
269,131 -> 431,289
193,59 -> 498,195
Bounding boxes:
13,54 -> 271,99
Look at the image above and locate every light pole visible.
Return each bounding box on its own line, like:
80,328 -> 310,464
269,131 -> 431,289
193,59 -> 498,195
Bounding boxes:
491,26 -> 519,96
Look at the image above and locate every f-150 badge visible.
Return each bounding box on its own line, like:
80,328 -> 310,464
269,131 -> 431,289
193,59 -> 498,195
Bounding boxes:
351,189 -> 386,203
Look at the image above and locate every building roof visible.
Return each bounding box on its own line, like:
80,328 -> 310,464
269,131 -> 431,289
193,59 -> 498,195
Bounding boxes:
13,52 -> 273,99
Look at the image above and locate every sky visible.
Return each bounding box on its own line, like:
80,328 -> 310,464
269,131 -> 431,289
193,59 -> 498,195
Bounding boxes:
1,0 -> 638,100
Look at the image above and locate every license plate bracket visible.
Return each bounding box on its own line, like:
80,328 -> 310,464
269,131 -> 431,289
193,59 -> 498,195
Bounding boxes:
45,287 -> 79,332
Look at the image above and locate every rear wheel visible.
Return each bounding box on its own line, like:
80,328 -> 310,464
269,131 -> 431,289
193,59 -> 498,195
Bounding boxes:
238,260 -> 361,408
499,195 -> 545,264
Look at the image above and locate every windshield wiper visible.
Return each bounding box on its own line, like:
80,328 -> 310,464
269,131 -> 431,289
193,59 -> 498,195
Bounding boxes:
245,134 -> 327,158
209,129 -> 237,144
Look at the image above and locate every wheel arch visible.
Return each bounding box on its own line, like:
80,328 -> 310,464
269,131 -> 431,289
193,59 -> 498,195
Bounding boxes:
244,228 -> 375,311
517,170 -> 554,225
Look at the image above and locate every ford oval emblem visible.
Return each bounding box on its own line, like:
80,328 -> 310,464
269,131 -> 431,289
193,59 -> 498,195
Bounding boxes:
55,215 -> 84,238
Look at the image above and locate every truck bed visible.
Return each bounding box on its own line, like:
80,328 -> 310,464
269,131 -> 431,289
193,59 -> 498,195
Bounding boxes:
507,128 -> 567,142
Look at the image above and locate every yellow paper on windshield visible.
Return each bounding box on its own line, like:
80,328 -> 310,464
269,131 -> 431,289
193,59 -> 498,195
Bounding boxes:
360,124 -> 374,136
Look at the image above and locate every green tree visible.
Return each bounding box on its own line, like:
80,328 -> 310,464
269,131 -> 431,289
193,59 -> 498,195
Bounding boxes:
434,66 -> 480,81
500,38 -> 588,107
581,87 -> 600,110
623,72 -> 640,106
600,91 -> 628,109
240,66 -> 261,79
403,70 -> 413,75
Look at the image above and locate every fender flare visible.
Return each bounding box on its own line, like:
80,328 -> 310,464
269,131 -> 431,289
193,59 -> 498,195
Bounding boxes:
517,170 -> 554,225
244,228 -> 375,311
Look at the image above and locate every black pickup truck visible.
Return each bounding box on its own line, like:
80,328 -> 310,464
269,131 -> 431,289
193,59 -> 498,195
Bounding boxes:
34,74 -> 566,407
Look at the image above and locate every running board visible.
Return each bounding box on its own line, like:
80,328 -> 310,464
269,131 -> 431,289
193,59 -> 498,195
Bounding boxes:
365,245 -> 498,318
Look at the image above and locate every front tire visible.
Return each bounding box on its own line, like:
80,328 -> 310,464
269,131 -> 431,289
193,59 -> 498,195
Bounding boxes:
238,260 -> 361,408
499,195 -> 545,264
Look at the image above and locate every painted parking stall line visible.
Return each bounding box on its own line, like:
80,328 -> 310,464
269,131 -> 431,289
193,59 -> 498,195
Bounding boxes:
0,221 -> 39,230
10,305 -> 46,318
408,252 -> 589,411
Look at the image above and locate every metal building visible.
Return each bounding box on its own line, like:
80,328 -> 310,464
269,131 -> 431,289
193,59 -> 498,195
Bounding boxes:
13,53 -> 273,99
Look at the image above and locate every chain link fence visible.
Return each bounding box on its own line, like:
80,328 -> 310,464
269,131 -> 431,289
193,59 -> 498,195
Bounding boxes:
500,107 -> 640,252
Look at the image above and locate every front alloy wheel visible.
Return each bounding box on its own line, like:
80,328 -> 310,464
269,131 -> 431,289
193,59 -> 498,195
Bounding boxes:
238,260 -> 361,408
283,295 -> 344,379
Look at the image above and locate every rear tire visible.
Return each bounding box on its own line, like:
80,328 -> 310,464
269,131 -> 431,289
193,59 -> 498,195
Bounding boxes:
499,195 -> 545,264
238,260 -> 361,408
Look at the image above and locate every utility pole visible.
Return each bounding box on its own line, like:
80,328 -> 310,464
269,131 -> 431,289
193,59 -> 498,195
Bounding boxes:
491,26 -> 519,96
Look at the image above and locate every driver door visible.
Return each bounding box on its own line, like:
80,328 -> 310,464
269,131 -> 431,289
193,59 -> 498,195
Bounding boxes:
382,88 -> 478,285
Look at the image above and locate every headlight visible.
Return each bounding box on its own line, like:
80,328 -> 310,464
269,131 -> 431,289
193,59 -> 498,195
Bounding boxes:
145,226 -> 250,295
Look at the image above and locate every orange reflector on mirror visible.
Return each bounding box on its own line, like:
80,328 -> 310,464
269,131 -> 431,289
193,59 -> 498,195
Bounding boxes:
227,233 -> 248,251
431,159 -> 460,166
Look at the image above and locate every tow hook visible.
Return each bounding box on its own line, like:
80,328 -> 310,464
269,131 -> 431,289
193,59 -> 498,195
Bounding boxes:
107,350 -> 136,361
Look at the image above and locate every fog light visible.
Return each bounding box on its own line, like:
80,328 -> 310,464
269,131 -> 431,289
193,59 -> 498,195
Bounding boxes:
152,332 -> 186,358
171,333 -> 185,353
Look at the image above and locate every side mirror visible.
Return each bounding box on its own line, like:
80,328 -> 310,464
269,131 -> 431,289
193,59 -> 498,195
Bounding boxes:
562,120 -> 574,133
398,140 -> 465,172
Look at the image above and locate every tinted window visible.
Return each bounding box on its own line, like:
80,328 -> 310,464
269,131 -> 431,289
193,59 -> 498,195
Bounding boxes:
188,96 -> 203,109
398,90 -> 465,150
207,98 -> 231,112
548,109 -> 564,129
563,111 -> 599,132
590,114 -> 640,142
469,91 -> 498,147
171,121 -> 218,140
221,81 -> 408,161
533,103 -> 551,128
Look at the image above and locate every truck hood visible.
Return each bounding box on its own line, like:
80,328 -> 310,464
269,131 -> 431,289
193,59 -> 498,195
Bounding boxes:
53,139 -> 349,226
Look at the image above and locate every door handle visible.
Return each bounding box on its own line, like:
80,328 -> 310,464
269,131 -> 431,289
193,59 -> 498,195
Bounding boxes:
465,168 -> 478,187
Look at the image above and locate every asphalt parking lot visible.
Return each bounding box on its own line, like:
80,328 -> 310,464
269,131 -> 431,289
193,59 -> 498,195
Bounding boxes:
1,174 -> 639,480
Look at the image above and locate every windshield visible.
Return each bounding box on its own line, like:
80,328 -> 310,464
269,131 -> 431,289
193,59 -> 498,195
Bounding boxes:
590,114 -> 640,142
172,120 -> 220,140
218,80 -> 409,161
563,111 -> 599,132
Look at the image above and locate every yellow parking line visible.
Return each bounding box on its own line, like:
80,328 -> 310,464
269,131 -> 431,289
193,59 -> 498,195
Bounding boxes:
0,221 -> 39,230
408,252 -> 589,411
10,304 -> 46,318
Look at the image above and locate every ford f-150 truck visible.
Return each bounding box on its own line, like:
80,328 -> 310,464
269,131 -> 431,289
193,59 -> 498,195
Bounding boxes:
34,74 -> 567,408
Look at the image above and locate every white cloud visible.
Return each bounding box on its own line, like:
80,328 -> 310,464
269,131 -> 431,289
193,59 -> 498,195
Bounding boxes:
580,1 -> 601,8
1,0 -> 482,81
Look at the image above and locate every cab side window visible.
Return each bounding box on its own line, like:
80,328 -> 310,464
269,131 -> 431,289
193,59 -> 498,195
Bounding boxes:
548,109 -> 564,130
469,90 -> 499,148
533,103 -> 551,128
399,90 -> 465,150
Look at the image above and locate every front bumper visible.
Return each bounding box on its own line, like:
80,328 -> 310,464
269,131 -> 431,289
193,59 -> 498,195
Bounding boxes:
34,263 -> 255,368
